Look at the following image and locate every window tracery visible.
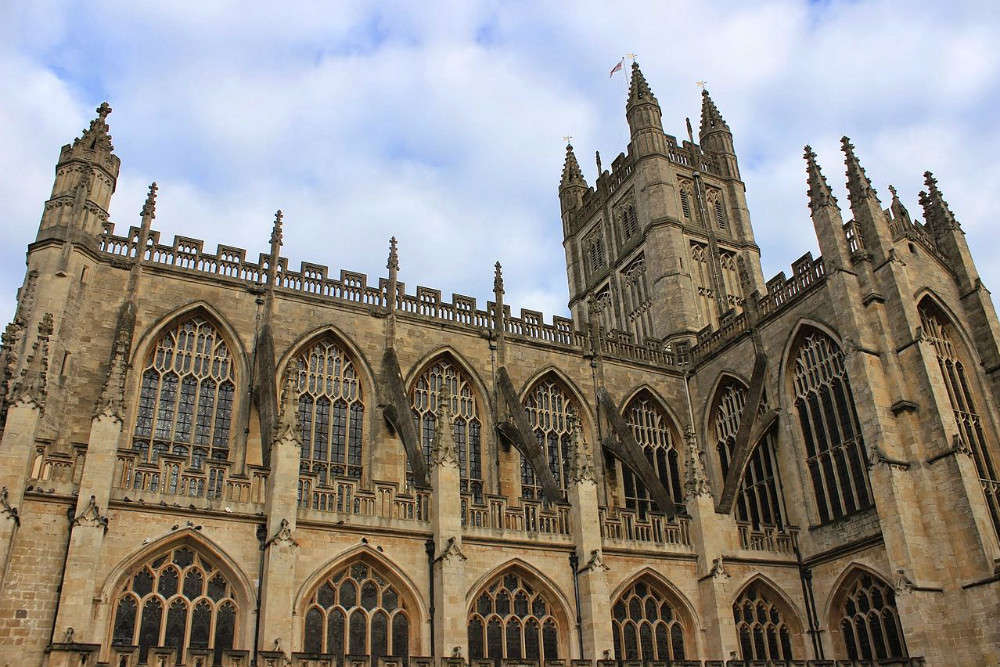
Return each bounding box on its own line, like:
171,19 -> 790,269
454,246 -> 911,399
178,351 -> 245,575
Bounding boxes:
733,582 -> 794,661
621,393 -> 682,517
468,571 -> 560,662
836,571 -> 907,661
719,251 -> 742,311
110,545 -> 237,665
611,579 -> 686,661
621,258 -> 652,343
713,382 -> 785,528
919,302 -> 1000,536
584,230 -> 606,275
293,337 -> 364,484
690,241 -> 713,330
410,357 -> 483,501
521,379 -> 578,500
133,317 -> 235,468
302,560 -> 410,659
620,204 -> 639,241
792,331 -> 873,523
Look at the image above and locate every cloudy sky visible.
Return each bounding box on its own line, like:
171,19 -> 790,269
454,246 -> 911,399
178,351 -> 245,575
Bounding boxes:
1,1 -> 998,327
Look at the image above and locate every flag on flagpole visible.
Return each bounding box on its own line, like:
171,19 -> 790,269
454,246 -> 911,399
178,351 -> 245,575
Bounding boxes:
609,58 -> 624,78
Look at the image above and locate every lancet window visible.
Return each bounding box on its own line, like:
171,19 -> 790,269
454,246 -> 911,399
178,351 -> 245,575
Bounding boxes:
836,571 -> 907,661
792,331 -> 873,523
468,571 -> 560,662
110,545 -> 237,665
133,317 -> 235,468
521,379 -> 578,500
585,230 -> 606,275
611,579 -> 686,661
410,357 -> 483,501
620,204 -> 639,241
621,393 -> 683,517
713,382 -> 785,529
294,337 -> 364,484
733,582 -> 794,661
919,302 -> 1000,535
690,241 -> 713,330
303,561 -> 410,659
621,257 -> 653,343
719,250 -> 742,311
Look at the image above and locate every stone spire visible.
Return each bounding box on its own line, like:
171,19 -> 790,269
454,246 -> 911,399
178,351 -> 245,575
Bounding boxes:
919,171 -> 960,234
94,320 -> 130,422
699,88 -> 730,138
140,182 -> 158,223
12,314 -> 53,412
276,366 -> 301,442
73,102 -> 115,154
431,384 -> 458,467
267,210 -> 283,287
888,185 -> 912,229
627,60 -> 658,107
560,143 -> 587,191
683,428 -> 711,499
841,136 -> 879,207
568,417 -> 595,484
804,146 -> 838,212
493,261 -> 504,296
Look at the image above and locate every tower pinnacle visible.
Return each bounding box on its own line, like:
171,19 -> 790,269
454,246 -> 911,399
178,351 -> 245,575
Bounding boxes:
804,146 -> 838,212
919,171 -> 960,233
841,137 -> 878,206
627,61 -> 658,107
699,88 -> 730,138
141,182 -> 158,222
74,102 -> 115,154
560,143 -> 587,191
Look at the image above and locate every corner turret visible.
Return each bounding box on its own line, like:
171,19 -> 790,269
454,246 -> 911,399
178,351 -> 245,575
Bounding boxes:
698,88 -> 739,179
804,146 -> 851,271
559,143 -> 588,217
919,172 -> 979,290
626,61 -> 666,157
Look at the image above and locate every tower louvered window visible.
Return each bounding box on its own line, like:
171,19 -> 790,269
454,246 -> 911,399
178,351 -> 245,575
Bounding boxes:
585,231 -> 606,275
110,545 -> 237,665
303,561 -> 410,660
792,332 -> 873,523
294,337 -> 364,484
133,317 -> 235,468
713,383 -> 785,529
621,205 -> 639,241
521,379 -> 577,500
733,583 -> 794,661
621,257 -> 652,343
621,393 -> 682,517
714,199 -> 727,229
468,571 -> 560,662
719,251 -> 742,312
611,579 -> 686,662
836,571 -> 907,661
680,190 -> 692,218
410,358 -> 483,502
919,303 -> 1000,537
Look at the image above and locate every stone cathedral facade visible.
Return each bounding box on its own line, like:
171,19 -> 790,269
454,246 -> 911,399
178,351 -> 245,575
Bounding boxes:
0,62 -> 997,667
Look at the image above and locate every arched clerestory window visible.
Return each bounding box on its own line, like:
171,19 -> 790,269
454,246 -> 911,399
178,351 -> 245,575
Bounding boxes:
302,560 -> 411,660
521,377 -> 579,500
410,357 -> 483,501
110,544 -> 238,665
621,392 -> 683,517
133,316 -> 236,468
791,330 -> 873,523
919,300 -> 1000,536
733,581 -> 797,662
468,570 -> 561,663
293,336 -> 365,485
712,381 -> 786,529
834,570 -> 908,661
611,578 -> 687,662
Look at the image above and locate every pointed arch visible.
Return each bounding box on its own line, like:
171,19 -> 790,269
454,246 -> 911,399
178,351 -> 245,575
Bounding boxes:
276,324 -> 376,400
100,529 -> 253,662
825,564 -> 909,661
402,346 -> 491,406
466,559 -> 572,663
517,366 -> 596,432
777,317 -> 846,404
731,574 -> 807,661
914,288 -> 980,360
618,384 -> 687,433
610,566 -> 701,661
126,302 -> 247,468
700,371 -> 749,448
404,347 -> 491,500
617,387 -> 685,514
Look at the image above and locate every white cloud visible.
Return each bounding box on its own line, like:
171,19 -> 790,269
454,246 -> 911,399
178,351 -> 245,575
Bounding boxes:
1,0 -> 998,335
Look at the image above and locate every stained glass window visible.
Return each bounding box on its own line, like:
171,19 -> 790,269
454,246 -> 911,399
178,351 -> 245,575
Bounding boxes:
837,571 -> 908,661
468,571 -> 559,662
733,582 -> 795,661
521,379 -> 577,500
621,393 -> 682,517
611,579 -> 686,661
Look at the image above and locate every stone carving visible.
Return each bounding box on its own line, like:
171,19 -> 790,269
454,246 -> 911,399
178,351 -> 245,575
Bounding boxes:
708,556 -> 730,581
579,549 -> 609,574
684,427 -> 712,499
94,323 -> 131,422
436,536 -> 467,563
431,386 -> 458,467
894,569 -> 916,595
568,417 -> 595,485
0,486 -> 19,527
266,518 -> 298,548
12,313 -> 53,412
275,367 -> 301,444
72,495 -> 109,531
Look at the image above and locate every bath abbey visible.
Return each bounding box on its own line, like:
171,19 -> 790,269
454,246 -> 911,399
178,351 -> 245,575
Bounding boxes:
1,61 -> 998,666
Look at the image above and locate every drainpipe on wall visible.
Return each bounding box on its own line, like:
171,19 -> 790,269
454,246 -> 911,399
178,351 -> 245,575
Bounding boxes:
251,522 -> 266,666
425,538 -> 436,658
569,551 -> 584,659
796,545 -> 824,660
47,504 -> 75,646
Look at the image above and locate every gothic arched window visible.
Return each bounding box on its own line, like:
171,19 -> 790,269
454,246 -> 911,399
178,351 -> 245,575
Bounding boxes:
733,582 -> 795,661
622,393 -> 682,517
521,378 -> 578,500
611,579 -> 686,661
719,251 -> 742,311
133,317 -> 236,468
303,560 -> 410,659
792,331 -> 873,523
835,571 -> 908,661
110,545 -> 238,664
410,357 -> 483,501
919,301 -> 1000,535
620,205 -> 639,241
293,336 -> 365,485
690,241 -> 713,330
468,571 -> 560,662
712,382 -> 785,529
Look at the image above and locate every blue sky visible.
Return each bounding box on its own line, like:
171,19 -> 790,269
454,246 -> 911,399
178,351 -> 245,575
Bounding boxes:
1,1 -> 999,327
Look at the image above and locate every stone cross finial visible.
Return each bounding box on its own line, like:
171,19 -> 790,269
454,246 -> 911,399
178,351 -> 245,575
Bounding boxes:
270,210 -> 284,248
96,102 -> 112,120
387,236 -> 399,272
141,182 -> 158,220
493,261 -> 504,295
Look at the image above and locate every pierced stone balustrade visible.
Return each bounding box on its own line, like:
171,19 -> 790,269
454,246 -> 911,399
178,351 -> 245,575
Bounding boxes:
736,521 -> 800,555
297,478 -> 431,525
461,493 -> 572,538
112,451 -> 267,510
599,507 -> 691,549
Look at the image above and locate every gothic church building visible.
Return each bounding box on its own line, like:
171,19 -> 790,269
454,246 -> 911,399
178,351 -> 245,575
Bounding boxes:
0,63 -> 996,666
